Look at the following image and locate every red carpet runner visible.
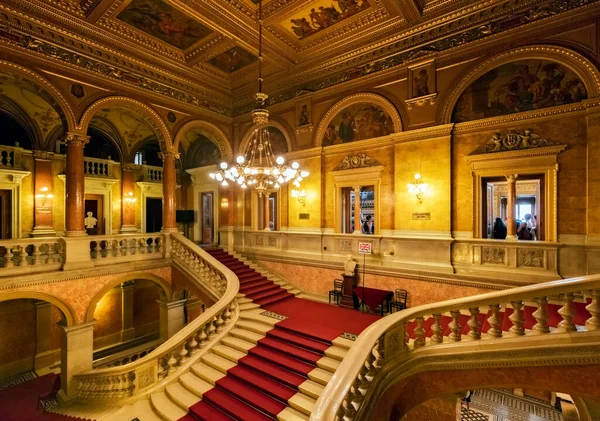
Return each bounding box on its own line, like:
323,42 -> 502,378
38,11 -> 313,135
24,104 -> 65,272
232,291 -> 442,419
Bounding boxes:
178,249 -> 381,421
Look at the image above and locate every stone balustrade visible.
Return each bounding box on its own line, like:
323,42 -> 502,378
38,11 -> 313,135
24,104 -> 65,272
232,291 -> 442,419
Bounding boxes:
0,238 -> 64,274
83,157 -> 114,178
89,234 -> 163,264
142,165 -> 163,182
93,339 -> 163,369
74,233 -> 240,401
0,145 -> 22,168
311,274 -> 600,421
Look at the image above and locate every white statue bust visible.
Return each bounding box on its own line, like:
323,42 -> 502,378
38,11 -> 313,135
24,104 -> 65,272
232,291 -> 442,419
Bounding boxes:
85,211 -> 97,229
343,254 -> 356,276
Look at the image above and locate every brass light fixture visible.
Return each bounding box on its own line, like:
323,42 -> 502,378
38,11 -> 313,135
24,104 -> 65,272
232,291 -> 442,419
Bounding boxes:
407,173 -> 428,203
36,186 -> 54,206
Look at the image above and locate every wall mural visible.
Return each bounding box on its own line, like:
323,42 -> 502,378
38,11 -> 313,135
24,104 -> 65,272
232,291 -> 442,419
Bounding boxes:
322,102 -> 394,146
266,127 -> 288,156
188,134 -> 221,168
283,0 -> 370,40
452,60 -> 588,122
208,47 -> 257,73
117,0 -> 212,50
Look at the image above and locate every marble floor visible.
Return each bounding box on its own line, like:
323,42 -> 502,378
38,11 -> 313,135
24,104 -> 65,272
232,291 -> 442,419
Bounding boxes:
461,389 -> 564,421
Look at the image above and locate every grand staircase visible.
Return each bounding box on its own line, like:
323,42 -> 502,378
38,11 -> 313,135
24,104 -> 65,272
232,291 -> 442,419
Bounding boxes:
96,249 -> 367,421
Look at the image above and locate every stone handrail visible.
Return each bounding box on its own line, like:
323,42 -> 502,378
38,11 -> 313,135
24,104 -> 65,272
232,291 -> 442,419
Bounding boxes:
84,157 -> 114,177
0,237 -> 64,274
74,233 -> 239,400
311,274 -> 600,421
89,234 -> 163,264
142,164 -> 163,182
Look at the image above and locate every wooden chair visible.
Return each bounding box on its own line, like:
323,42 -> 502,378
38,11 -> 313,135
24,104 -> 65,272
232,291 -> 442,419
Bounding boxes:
37,374 -> 61,413
329,280 -> 343,305
390,289 -> 408,313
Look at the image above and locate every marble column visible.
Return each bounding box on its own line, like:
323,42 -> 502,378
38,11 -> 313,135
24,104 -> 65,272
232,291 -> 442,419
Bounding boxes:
58,321 -> 95,402
31,151 -> 57,237
158,298 -> 187,340
353,185 -> 362,234
121,281 -> 135,342
506,174 -> 518,241
64,133 -> 90,237
159,151 -> 179,233
264,192 -> 271,230
34,301 -> 54,369
120,163 -> 138,233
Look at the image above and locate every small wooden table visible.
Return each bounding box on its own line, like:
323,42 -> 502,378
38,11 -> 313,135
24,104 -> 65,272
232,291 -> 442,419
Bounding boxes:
353,286 -> 393,315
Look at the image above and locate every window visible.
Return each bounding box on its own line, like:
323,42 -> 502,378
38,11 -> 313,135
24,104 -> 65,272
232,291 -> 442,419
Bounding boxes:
134,151 -> 143,165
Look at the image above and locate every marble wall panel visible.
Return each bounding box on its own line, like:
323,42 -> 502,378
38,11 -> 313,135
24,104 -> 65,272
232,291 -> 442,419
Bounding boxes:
0,299 -> 35,367
133,280 -> 160,333
92,287 -> 121,341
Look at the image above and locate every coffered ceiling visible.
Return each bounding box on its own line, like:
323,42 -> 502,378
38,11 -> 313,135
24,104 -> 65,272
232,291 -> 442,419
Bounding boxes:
0,0 -> 596,116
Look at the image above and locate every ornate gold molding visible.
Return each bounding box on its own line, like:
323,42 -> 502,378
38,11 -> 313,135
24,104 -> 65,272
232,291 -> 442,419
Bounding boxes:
64,133 -> 90,147
470,129 -> 559,155
404,93 -> 437,111
333,153 -> 383,171
158,151 -> 181,161
173,120 -> 233,161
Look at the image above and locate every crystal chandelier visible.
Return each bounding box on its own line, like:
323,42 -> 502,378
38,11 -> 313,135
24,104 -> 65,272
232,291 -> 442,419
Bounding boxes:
209,0 -> 308,197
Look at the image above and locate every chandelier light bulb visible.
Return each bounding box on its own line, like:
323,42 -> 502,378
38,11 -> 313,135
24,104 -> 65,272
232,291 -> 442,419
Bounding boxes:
300,171 -> 309,177
276,156 -> 284,165
414,173 -> 421,179
222,180 -> 228,186
291,162 -> 299,169
220,162 -> 228,170
236,156 -> 245,164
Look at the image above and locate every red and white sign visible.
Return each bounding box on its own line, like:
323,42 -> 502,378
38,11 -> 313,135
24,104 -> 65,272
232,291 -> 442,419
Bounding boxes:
358,242 -> 372,255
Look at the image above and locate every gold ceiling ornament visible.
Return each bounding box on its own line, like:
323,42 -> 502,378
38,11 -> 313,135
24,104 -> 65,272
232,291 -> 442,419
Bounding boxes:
210,0 -> 308,197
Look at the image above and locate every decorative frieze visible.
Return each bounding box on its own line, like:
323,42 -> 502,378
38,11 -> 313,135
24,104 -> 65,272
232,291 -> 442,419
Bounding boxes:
333,153 -> 382,171
481,247 -> 506,265
517,248 -> 545,268
471,130 -> 558,155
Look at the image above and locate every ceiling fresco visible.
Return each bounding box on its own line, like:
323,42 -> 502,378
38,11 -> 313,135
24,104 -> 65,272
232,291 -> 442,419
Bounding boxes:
208,46 -> 258,73
282,0 -> 370,39
117,0 -> 212,50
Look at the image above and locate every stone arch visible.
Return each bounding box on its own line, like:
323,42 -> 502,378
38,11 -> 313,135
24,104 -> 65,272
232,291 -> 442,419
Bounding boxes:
78,96 -> 172,153
173,120 -> 233,162
314,92 -> 403,147
238,118 -> 294,156
0,95 -> 44,149
439,45 -> 600,124
0,291 -> 76,326
0,59 -> 77,134
85,272 -> 172,323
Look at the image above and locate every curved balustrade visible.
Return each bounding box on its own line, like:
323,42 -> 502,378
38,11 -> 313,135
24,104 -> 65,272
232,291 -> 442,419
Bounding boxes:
89,234 -> 163,262
74,233 -> 240,401
0,238 -> 64,272
311,274 -> 600,421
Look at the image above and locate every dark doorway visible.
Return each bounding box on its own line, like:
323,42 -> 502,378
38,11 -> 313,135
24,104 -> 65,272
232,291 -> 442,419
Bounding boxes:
146,198 -> 162,233
84,195 -> 104,235
200,192 -> 214,245
0,190 -> 12,239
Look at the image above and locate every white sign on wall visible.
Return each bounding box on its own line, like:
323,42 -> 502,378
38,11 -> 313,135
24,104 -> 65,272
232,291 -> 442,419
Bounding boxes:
358,242 -> 372,255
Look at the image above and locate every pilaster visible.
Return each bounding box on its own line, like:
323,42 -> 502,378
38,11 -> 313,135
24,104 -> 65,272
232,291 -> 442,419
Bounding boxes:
58,321 -> 95,402
158,298 -> 187,340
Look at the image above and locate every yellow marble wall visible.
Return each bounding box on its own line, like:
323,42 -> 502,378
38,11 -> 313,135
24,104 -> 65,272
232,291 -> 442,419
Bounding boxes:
20,154 -> 34,237
287,155 -> 322,229
51,157 -> 66,233
587,110 -> 600,237
111,165 -> 123,232
394,136 -> 451,233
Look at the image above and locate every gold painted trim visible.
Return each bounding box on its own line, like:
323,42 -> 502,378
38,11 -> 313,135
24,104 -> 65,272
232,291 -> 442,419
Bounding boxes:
173,120 -> 233,161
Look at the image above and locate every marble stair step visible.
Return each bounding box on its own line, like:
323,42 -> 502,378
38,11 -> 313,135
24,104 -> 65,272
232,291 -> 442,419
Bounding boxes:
317,356 -> 340,372
308,367 -> 333,386
239,310 -> 280,326
298,379 -> 325,399
239,302 -> 261,311
212,344 -> 247,363
288,392 -> 316,416
277,407 -> 310,421
191,361 -> 227,384
236,320 -> 273,335
150,392 -> 187,421
325,346 -> 348,361
221,335 -> 256,353
332,337 -> 354,350
166,382 -> 201,410
230,327 -> 265,344
180,372 -> 214,396
202,352 -> 237,372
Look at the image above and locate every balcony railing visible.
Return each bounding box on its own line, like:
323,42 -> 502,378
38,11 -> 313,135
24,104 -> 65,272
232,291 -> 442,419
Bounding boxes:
142,165 -> 163,182
311,274 -> 600,420
84,157 -> 115,178
0,145 -> 22,168
0,238 -> 64,273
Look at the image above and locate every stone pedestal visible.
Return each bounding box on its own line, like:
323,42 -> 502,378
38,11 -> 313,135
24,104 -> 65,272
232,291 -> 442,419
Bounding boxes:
158,298 -> 187,340
340,274 -> 358,309
58,321 -> 95,402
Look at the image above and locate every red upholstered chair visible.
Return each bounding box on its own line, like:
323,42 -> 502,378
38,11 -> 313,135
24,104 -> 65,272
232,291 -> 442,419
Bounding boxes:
37,374 -> 61,412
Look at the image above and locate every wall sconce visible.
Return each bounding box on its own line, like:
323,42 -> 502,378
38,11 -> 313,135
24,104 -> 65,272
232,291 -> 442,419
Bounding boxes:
291,189 -> 306,206
124,191 -> 137,204
36,187 -> 54,206
407,173 -> 427,203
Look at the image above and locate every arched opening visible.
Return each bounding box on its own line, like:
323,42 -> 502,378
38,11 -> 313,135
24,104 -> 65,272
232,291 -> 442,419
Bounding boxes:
132,138 -> 162,167
85,128 -> 121,162
0,113 -> 33,150
91,279 -> 165,358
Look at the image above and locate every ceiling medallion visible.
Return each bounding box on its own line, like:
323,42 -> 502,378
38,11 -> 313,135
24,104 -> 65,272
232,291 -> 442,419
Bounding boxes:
209,0 -> 308,197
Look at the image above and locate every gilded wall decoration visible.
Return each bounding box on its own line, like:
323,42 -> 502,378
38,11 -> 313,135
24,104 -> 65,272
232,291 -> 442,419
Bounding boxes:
470,130 -> 559,155
283,0 -> 370,40
517,249 -> 544,268
409,60 -> 435,99
208,46 -> 257,73
117,0 -> 212,50
452,60 -> 588,123
322,103 -> 394,146
296,100 -> 311,127
137,365 -> 155,390
333,153 -> 381,171
481,247 -> 505,265
257,126 -> 288,156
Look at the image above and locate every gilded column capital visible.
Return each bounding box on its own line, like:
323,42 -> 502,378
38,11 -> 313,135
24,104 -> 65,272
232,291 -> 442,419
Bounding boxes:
121,163 -> 138,171
32,150 -> 54,160
158,151 -> 180,161
505,174 -> 518,183
64,133 -> 90,147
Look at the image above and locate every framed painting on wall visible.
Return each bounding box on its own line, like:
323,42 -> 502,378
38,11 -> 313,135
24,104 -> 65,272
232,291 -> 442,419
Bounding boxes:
296,99 -> 312,127
408,60 -> 436,99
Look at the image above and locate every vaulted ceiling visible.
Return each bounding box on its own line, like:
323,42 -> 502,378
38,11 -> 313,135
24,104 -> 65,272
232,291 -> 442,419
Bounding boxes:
0,0 -> 595,116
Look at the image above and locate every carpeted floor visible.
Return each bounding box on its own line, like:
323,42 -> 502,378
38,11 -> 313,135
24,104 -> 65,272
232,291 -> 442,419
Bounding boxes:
264,296 -> 381,342
0,373 -> 87,421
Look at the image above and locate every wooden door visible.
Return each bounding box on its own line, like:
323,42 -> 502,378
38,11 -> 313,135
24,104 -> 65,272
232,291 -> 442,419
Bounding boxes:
0,190 -> 11,239
200,192 -> 214,244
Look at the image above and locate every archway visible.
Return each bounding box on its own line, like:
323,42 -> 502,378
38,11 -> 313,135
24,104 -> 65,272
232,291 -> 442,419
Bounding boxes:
238,119 -> 294,156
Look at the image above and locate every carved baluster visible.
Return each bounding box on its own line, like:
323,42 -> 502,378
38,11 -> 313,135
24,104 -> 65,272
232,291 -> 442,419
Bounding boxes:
374,339 -> 385,368
487,304 -> 503,338
431,313 -> 443,344
121,239 -> 129,256
532,296 -> 550,334
4,246 -> 14,268
585,290 -> 600,331
188,334 -> 199,355
358,364 -> 370,390
223,303 -> 232,325
179,343 -> 189,363
207,318 -> 217,339
509,300 -> 525,336
349,379 -> 364,405
215,312 -> 225,332
342,397 -> 356,419
167,352 -> 178,373
365,351 -> 377,378
448,310 -> 462,342
31,244 -> 41,266
198,325 -> 208,348
93,241 -> 101,259
557,292 -> 577,333
468,307 -> 481,340
413,317 -> 425,348
335,405 -> 346,421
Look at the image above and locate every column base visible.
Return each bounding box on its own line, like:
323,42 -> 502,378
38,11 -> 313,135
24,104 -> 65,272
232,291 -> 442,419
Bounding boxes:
119,225 -> 139,234
31,226 -> 57,237
161,227 -> 179,233
506,235 -> 519,241
263,227 -> 271,231
64,230 -> 87,237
